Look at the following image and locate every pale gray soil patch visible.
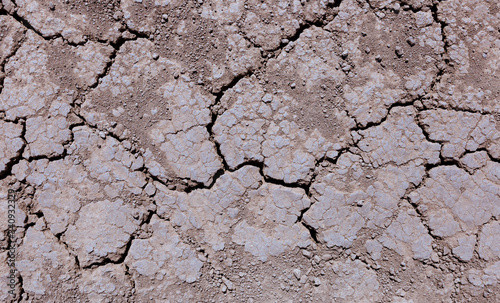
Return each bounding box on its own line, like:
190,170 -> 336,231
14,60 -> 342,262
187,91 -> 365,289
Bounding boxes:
1,0 -> 499,302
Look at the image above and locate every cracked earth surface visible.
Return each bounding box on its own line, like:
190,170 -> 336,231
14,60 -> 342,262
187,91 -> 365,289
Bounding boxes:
0,0 -> 499,302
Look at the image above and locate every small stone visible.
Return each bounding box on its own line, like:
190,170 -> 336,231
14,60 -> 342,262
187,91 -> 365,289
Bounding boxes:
113,11 -> 123,20
144,183 -> 156,196
222,277 -> 234,290
342,65 -> 351,71
313,277 -> 321,286
431,252 -> 439,263
407,36 -> 416,46
313,255 -> 321,264
393,3 -> 400,13
321,254 -> 333,261
396,289 -> 406,297
290,82 -> 296,89
162,14 -> 169,21
152,53 -> 159,60
395,46 -> 403,57
122,31 -> 136,40
262,93 -> 273,103
293,269 -> 301,280
302,250 -> 312,259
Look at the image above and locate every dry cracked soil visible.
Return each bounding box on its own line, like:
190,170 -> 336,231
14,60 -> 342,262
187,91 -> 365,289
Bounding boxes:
0,0 -> 500,302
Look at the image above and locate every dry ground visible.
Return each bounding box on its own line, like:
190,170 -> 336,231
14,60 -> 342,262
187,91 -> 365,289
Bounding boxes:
1,0 -> 500,302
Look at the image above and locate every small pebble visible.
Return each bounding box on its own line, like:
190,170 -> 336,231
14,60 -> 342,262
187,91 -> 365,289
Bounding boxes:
313,277 -> 321,286
262,93 -> 273,103
395,46 -> 403,57
293,269 -> 301,280
407,36 -> 416,46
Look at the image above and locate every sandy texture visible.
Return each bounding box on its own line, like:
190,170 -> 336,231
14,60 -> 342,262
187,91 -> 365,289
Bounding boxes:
1,0 -> 500,302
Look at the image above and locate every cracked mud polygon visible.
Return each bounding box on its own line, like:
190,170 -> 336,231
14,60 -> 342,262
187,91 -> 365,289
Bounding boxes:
1,0 -> 500,302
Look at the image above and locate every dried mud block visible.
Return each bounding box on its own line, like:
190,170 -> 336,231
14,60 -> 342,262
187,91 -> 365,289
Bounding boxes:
19,126 -> 151,268
124,215 -> 203,299
15,0 -> 122,43
64,199 -> 143,267
17,219 -> 76,298
0,31 -> 112,121
0,15 -> 26,65
0,121 -> 24,175
466,261 -> 500,288
154,165 -> 312,261
120,0 -> 262,93
409,163 -> 500,262
154,166 -> 261,253
148,126 -> 222,185
303,152 -> 432,260
378,204 -> 433,260
263,26 -> 356,138
214,77 -> 352,183
240,0 -> 333,51
436,0 -> 500,113
0,179 -> 26,247
25,115 -> 71,158
78,264 -> 134,302
478,221 -> 500,261
232,183 -> 312,261
82,39 -> 223,185
0,31 -> 64,120
356,106 -> 441,167
325,0 -> 443,126
419,109 -> 500,160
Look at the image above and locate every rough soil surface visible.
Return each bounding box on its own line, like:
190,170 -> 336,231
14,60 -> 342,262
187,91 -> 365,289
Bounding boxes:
1,0 -> 500,302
